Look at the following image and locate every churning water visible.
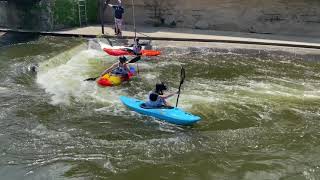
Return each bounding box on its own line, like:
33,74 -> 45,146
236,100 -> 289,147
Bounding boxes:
0,35 -> 320,180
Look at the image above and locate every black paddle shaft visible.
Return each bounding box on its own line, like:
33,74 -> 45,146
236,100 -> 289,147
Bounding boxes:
84,76 -> 99,81
175,66 -> 186,107
128,56 -> 141,63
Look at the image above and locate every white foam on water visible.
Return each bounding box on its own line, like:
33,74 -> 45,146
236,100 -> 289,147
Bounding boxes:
35,42 -> 320,124
304,91 -> 320,99
0,86 -> 9,93
28,124 -> 72,141
35,45 -> 159,117
242,81 -> 302,98
304,83 -> 320,99
175,74 -> 312,122
36,45 -> 118,105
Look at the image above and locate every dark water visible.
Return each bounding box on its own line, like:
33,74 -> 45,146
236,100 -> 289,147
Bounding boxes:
0,35 -> 320,180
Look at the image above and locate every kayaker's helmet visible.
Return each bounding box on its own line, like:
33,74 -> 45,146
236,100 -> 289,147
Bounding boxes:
119,56 -> 127,63
156,82 -> 167,95
149,93 -> 158,101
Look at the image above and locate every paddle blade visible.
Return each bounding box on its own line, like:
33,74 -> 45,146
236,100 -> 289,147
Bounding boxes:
180,66 -> 186,84
84,77 -> 98,81
176,66 -> 186,107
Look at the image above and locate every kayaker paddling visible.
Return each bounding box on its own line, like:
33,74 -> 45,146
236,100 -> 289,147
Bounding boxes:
95,56 -> 137,86
99,56 -> 130,78
119,66 -> 201,125
145,82 -> 178,108
122,38 -> 143,56
84,55 -> 141,82
132,38 -> 142,55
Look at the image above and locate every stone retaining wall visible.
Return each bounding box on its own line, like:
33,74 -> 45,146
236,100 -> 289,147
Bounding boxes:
104,0 -> 320,36
1,0 -> 320,37
0,1 -> 8,27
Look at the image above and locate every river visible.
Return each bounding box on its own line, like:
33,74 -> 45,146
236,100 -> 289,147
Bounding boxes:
0,34 -> 320,180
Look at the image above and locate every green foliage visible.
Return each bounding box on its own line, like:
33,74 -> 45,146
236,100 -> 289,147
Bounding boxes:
86,0 -> 98,23
52,0 -> 98,28
18,2 -> 45,29
7,0 -> 98,30
53,0 -> 78,27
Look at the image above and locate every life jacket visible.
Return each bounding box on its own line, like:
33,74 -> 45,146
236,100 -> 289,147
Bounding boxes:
132,43 -> 142,54
145,91 -> 165,107
112,62 -> 128,75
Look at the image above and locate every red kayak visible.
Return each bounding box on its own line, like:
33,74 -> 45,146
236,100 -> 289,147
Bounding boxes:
103,48 -> 161,56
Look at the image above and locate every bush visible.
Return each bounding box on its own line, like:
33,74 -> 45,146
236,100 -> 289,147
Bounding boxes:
52,0 -> 98,29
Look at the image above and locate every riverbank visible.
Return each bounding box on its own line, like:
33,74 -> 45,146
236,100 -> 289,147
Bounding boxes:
1,24 -> 320,49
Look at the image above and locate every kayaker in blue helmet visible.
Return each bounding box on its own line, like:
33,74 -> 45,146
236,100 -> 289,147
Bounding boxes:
145,82 -> 178,108
99,55 -> 140,78
108,0 -> 124,36
99,56 -> 129,78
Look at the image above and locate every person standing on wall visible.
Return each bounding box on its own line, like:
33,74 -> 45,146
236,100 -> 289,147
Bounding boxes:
108,0 -> 124,36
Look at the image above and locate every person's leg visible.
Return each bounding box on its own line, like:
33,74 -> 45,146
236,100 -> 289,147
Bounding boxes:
117,19 -> 123,36
114,18 -> 118,35
162,99 -> 171,107
116,28 -> 120,35
114,18 -> 121,35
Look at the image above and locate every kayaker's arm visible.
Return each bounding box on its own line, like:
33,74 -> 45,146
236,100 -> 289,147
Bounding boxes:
100,63 -> 117,77
159,91 -> 178,99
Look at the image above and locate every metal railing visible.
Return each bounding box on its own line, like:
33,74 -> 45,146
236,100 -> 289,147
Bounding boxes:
77,0 -> 87,27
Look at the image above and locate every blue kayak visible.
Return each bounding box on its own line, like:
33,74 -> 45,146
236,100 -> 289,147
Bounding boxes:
120,96 -> 201,125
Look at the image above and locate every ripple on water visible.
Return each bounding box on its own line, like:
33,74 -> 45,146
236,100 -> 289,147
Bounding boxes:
2,37 -> 320,179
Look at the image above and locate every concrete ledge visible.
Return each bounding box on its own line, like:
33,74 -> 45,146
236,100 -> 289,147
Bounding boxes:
1,27 -> 320,50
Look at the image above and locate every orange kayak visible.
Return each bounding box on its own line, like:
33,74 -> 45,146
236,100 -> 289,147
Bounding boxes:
103,48 -> 161,56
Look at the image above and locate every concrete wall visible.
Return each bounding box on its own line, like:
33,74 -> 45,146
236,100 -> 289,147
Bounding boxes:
0,1 -> 8,27
0,0 -> 54,31
6,1 -> 24,29
2,0 -> 320,37
0,1 -> 40,29
104,0 -> 320,36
